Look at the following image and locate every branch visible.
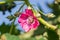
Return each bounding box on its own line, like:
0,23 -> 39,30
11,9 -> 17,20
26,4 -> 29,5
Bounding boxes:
37,17 -> 57,30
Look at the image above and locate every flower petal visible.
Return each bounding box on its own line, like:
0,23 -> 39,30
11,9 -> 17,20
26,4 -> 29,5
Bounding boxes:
21,22 -> 31,32
33,20 -> 39,29
25,9 -> 34,16
18,13 -> 29,23
20,13 -> 29,20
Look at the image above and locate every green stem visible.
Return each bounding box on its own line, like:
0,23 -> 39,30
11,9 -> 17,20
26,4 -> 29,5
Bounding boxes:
24,0 -> 33,8
17,3 -> 25,12
9,2 -> 25,34
37,17 -> 57,30
9,17 -> 16,34
0,1 -> 6,4
24,0 -> 31,6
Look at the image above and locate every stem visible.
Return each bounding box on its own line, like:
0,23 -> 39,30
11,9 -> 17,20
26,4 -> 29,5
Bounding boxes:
37,17 -> 57,30
24,0 -> 31,6
9,18 -> 16,34
17,3 -> 25,12
0,1 -> 6,4
9,2 -> 25,34
9,3 -> 25,34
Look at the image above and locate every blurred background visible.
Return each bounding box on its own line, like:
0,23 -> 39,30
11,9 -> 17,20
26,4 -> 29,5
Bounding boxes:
0,0 -> 60,40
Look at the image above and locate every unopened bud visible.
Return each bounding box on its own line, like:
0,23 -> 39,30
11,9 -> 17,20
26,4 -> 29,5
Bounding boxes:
28,6 -> 32,9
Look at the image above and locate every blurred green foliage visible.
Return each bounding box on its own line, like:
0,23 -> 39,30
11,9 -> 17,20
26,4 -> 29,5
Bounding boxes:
0,0 -> 60,40
0,23 -> 20,35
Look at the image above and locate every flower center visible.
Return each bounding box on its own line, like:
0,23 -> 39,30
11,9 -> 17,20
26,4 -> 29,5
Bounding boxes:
27,16 -> 34,25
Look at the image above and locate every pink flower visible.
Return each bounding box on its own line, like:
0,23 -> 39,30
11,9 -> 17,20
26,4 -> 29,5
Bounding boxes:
18,9 -> 39,32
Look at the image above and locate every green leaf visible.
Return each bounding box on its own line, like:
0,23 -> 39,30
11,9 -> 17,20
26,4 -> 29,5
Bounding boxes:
39,37 -> 45,40
58,24 -> 60,29
39,38 -> 45,40
5,33 -> 20,40
7,15 -> 15,21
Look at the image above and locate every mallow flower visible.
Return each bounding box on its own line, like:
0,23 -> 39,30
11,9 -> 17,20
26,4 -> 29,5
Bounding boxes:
18,8 -> 39,32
